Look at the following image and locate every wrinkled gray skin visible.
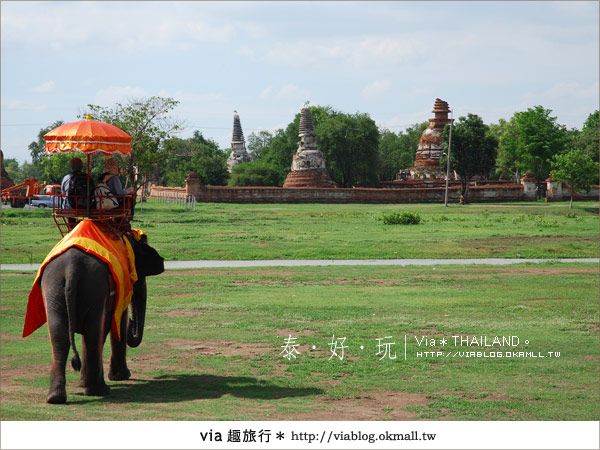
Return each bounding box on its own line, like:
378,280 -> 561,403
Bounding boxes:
41,238 -> 163,404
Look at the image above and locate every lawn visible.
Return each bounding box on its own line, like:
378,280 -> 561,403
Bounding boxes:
0,200 -> 598,263
1,264 -> 598,420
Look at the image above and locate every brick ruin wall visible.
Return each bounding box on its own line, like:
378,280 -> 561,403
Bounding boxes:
150,183 -> 528,203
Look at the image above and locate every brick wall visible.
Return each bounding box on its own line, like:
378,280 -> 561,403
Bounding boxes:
149,183 -> 526,204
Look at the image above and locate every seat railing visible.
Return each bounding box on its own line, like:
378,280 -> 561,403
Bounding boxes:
52,194 -> 134,236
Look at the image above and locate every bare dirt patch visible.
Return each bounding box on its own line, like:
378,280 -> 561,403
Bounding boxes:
0,333 -> 21,343
165,339 -> 273,357
276,329 -> 316,337
448,265 -> 598,276
0,363 -> 45,396
161,308 -> 207,318
286,391 -> 429,420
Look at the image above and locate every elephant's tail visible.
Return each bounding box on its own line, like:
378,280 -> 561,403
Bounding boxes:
64,277 -> 81,372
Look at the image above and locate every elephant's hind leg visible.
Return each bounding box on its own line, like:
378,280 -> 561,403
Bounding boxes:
46,307 -> 69,404
80,300 -> 111,397
80,332 -> 110,396
109,313 -> 131,381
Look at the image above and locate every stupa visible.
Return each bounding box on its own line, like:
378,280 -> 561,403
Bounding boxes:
226,111 -> 251,172
283,106 -> 335,188
410,98 -> 452,179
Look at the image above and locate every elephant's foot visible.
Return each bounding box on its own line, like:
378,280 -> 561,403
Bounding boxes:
108,367 -> 131,381
47,387 -> 67,404
84,383 -> 111,397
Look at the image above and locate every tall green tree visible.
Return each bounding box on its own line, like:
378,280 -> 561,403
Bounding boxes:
247,130 -> 274,161
24,120 -> 89,184
377,122 -> 427,181
28,120 -> 64,165
443,114 -> 498,202
24,120 -> 68,182
254,105 -> 380,187
86,96 -> 181,194
550,149 -> 599,208
2,158 -> 21,184
576,110 -> 599,162
161,131 -> 228,186
495,106 -> 568,180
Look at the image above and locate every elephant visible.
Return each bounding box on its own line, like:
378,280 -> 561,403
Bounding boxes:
41,233 -> 164,404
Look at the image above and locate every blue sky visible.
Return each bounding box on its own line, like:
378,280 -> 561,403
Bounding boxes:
1,1 -> 598,162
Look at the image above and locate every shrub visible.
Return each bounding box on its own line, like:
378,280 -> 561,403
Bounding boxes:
381,211 -> 422,225
228,162 -> 283,187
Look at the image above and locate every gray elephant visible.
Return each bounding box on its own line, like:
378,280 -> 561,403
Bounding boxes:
39,233 -> 164,404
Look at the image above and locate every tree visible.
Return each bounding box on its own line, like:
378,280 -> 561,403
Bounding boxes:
256,128 -> 297,182
228,161 -> 282,186
550,149 -> 599,208
247,130 -> 274,161
315,111 -> 379,187
443,114 -> 498,202
161,131 -> 228,186
576,111 -> 599,162
377,122 -> 427,181
495,106 -> 568,180
3,158 -> 21,183
23,120 -> 94,184
86,96 -> 182,195
253,105 -> 380,187
28,120 -> 64,165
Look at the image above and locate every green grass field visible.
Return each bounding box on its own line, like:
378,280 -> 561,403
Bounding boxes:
1,264 -> 598,420
1,200 -> 598,263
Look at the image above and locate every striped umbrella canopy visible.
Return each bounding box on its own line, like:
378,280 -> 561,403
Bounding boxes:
43,118 -> 132,155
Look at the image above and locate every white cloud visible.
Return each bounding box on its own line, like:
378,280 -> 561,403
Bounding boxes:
3,99 -> 47,112
157,89 -> 224,104
361,80 -> 392,99
261,35 -> 427,69
376,110 -> 431,132
259,84 -> 309,101
94,86 -> 147,106
1,3 -> 238,53
531,82 -> 599,103
551,1 -> 598,17
31,80 -> 55,93
264,42 -> 344,67
354,37 -> 423,65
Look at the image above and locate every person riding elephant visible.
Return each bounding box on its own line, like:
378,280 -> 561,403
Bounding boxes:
24,224 -> 164,404
103,158 -> 134,207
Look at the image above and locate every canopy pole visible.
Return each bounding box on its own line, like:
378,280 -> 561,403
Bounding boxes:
86,154 -> 91,217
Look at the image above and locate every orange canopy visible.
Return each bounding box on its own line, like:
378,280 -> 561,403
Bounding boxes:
44,119 -> 132,155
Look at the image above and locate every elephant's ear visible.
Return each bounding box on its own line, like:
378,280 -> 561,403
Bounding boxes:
127,234 -> 164,277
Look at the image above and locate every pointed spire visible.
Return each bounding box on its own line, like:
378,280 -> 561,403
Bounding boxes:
232,111 -> 244,143
227,111 -> 251,173
432,98 -> 449,114
299,107 -> 315,137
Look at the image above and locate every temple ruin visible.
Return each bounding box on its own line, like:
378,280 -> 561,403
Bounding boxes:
226,111 -> 251,173
407,98 -> 452,180
283,106 -> 335,188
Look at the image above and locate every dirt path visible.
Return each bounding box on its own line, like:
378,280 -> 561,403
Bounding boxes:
2,258 -> 598,271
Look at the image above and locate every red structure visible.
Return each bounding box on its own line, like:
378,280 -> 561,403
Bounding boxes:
410,98 -> 452,179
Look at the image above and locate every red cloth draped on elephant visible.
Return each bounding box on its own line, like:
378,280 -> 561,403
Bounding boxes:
24,219 -> 138,340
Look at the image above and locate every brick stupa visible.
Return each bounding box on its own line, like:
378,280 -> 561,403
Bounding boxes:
410,98 -> 452,179
283,106 -> 335,188
226,111 -> 251,173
